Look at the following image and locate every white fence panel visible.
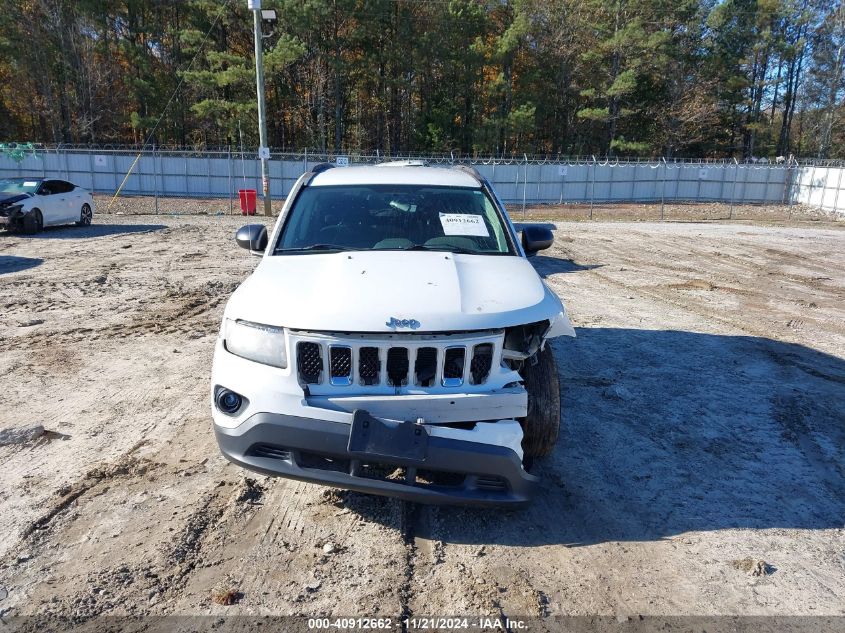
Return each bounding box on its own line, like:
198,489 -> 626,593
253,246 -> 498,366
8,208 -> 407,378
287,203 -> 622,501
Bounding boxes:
792,165 -> 845,213
0,148 -> 843,215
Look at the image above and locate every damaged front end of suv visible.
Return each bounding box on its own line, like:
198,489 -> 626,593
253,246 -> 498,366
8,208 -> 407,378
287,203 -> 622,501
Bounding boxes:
211,164 -> 575,506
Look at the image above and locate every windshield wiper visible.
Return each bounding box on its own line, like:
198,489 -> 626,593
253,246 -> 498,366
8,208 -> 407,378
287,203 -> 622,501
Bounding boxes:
277,244 -> 354,253
279,243 -> 481,255
400,244 -> 479,255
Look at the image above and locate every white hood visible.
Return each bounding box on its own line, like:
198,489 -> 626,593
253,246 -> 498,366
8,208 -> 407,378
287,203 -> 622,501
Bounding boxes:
225,251 -> 566,333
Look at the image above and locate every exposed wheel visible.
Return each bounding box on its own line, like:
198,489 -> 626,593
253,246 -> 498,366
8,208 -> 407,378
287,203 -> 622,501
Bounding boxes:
22,209 -> 42,235
76,203 -> 92,226
520,344 -> 561,459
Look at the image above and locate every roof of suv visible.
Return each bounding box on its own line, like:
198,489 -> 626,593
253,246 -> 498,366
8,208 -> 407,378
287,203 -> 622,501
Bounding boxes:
308,165 -> 480,188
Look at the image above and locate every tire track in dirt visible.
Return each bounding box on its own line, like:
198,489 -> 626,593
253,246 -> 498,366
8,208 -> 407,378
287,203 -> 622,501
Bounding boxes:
400,502 -> 557,619
2,280 -> 236,350
771,393 -> 845,505
0,327 -> 215,564
2,451 -> 160,563
155,482 -> 411,617
565,261 -> 845,348
554,226 -> 844,310
398,502 -> 419,629
20,456 -> 157,542
18,477 -> 245,621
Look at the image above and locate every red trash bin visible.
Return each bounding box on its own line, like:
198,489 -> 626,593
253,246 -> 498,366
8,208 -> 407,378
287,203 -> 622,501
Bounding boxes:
238,189 -> 257,216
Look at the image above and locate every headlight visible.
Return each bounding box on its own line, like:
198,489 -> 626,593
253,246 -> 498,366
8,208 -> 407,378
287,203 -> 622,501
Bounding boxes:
224,319 -> 287,368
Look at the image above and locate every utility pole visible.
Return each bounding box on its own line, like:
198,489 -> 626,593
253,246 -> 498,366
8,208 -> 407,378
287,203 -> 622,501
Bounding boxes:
249,0 -> 272,216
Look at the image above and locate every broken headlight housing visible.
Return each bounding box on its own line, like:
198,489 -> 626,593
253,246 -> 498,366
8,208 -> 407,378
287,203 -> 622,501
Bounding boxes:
502,320 -> 550,360
0,204 -> 22,217
224,319 -> 288,368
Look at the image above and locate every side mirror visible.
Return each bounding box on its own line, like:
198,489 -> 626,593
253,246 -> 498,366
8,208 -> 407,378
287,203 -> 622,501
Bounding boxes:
521,225 -> 554,256
236,224 -> 268,254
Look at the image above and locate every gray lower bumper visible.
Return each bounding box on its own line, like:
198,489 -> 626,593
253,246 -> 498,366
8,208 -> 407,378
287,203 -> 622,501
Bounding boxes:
214,412 -> 537,507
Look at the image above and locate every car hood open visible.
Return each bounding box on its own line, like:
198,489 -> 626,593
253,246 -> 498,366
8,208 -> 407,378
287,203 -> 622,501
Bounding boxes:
224,250 -> 565,332
0,193 -> 31,208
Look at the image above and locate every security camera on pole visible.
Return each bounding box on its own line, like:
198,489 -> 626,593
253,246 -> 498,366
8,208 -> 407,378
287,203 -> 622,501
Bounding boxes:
248,0 -> 275,216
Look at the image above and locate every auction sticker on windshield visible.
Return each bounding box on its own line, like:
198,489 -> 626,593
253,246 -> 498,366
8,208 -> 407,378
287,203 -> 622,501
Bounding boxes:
439,213 -> 489,237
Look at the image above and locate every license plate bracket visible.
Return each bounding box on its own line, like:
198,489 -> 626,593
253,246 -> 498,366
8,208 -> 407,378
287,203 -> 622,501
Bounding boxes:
347,410 -> 428,463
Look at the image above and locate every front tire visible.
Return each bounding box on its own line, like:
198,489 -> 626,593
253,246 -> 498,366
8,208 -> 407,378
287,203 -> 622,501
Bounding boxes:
520,344 -> 561,459
22,209 -> 43,235
76,203 -> 92,226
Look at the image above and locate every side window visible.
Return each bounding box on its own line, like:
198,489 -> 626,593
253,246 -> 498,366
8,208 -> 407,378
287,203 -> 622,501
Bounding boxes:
43,180 -> 72,194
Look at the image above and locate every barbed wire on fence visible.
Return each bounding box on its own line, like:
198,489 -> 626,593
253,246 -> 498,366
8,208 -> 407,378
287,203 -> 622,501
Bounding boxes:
13,143 -> 841,168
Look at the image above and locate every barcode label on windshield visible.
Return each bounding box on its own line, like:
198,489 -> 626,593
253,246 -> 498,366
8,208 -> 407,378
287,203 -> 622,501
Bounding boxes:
439,213 -> 489,237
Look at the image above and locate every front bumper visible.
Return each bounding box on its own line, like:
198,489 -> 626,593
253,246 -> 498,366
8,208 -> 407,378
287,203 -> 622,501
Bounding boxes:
0,206 -> 25,225
215,412 -> 537,507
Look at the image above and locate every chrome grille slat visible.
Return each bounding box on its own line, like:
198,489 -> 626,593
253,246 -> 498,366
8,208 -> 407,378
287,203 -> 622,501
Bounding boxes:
442,347 -> 466,387
329,345 -> 352,386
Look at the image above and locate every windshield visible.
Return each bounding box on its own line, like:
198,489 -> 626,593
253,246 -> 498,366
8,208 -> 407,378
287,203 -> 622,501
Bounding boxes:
0,178 -> 41,195
275,185 -> 514,255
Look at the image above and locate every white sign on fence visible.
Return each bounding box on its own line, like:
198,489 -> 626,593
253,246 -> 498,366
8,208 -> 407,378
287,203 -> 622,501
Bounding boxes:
698,169 -> 708,179
257,147 -> 270,160
94,155 -> 107,167
558,166 -> 568,176
336,155 -> 350,167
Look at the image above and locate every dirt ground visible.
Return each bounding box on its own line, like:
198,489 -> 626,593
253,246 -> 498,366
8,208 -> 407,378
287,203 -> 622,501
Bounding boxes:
0,204 -> 843,627
95,193 -> 838,224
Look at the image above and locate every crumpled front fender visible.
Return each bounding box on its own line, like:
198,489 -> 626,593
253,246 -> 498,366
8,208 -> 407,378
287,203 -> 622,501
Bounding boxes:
546,305 -> 576,338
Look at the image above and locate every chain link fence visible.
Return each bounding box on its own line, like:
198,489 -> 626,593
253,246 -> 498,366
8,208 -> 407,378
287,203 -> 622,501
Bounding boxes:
1,146 -> 842,218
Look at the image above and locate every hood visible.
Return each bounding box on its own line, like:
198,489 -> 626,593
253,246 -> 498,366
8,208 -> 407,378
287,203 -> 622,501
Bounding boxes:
0,193 -> 31,207
225,251 -> 564,332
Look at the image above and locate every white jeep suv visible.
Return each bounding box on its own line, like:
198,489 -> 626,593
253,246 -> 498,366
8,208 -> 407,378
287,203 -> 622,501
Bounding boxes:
211,164 -> 575,506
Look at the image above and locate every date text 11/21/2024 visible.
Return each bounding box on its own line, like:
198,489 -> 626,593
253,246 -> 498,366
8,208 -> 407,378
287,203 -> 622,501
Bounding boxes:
307,617 -> 528,630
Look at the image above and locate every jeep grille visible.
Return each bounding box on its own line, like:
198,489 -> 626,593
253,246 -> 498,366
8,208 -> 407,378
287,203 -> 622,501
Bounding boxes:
292,332 -> 502,389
